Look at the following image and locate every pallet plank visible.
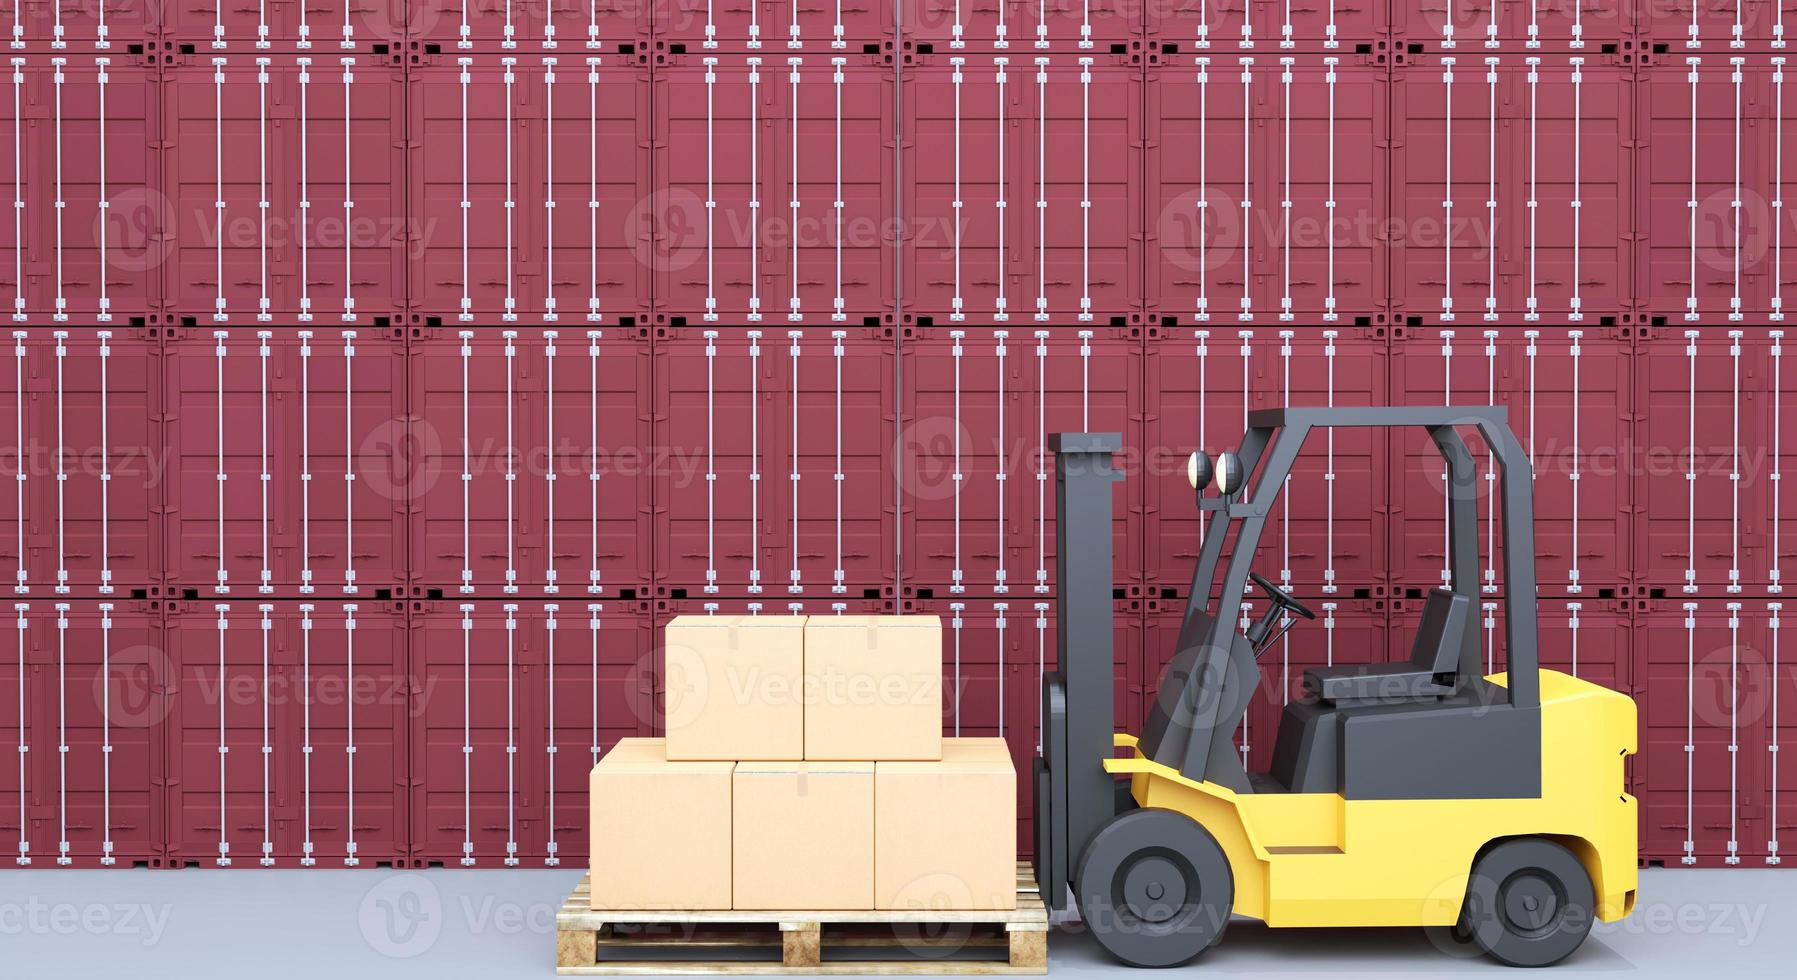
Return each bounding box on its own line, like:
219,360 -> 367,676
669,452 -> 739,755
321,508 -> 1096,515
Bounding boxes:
557,962 -> 1047,976
599,926 -> 1011,951
1007,931 -> 1047,970
557,862 -> 1049,976
558,929 -> 598,969
782,924 -> 822,968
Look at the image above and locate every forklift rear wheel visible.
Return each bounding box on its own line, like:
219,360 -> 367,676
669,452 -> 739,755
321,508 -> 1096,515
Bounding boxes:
1461,839 -> 1595,968
1075,808 -> 1234,968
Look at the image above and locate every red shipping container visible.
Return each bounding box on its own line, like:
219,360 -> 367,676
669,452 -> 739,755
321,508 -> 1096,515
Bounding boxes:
408,328 -> 657,598
650,0 -> 893,48
648,595 -> 891,625
1146,54 -> 1387,325
158,1 -> 407,49
899,326 -> 1141,596
650,53 -> 894,327
906,597 -> 1143,855
1634,327 -> 1791,595
1145,0 -> 1387,52
1144,598 -> 1386,778
1765,599 -> 1794,866
653,326 -> 897,599
542,600 -> 655,865
166,600 -> 408,867
1640,0 -> 1786,51
6,601 -> 163,867
409,54 -> 652,326
1390,0 -> 1636,50
1388,327 -> 1632,598
1634,56 -> 1797,326
1761,329 -> 1796,595
1539,598 -> 1634,694
901,0 -> 1142,50
163,328 -> 408,598
1635,599 -> 1771,867
1389,596 -> 1634,693
4,1 -> 158,51
1634,328 -> 1769,596
1143,327 -> 1390,600
161,55 -> 405,326
1390,54 -> 1632,326
408,0 -> 652,50
0,56 -> 159,326
408,599 -> 652,866
902,53 -> 1143,326
0,329 -> 162,598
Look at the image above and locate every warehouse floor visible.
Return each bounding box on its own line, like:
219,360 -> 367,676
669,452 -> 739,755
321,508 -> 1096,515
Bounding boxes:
1,867 -> 1791,977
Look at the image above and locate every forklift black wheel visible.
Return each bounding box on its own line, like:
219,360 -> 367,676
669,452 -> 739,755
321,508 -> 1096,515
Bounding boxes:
1075,808 -> 1233,968
1460,839 -> 1596,968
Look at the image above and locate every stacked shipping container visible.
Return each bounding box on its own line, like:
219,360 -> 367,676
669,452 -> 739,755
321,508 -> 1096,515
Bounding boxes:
0,6 -> 1791,871
12,13 -> 1797,325
1,327 -> 1787,868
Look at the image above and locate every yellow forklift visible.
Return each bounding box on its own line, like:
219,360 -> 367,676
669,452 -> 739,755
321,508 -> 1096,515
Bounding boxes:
1035,409 -> 1637,968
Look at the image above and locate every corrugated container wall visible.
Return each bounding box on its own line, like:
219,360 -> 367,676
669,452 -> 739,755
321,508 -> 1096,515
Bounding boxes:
8,7 -> 1797,869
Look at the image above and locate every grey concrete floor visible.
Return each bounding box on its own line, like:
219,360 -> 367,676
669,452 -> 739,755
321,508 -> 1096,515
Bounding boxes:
0,867 -> 1790,978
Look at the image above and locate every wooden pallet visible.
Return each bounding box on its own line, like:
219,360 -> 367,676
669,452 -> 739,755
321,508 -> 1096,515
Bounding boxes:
555,863 -> 1049,975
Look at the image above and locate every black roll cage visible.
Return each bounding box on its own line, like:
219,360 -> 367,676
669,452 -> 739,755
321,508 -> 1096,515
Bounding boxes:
1179,406 -> 1540,711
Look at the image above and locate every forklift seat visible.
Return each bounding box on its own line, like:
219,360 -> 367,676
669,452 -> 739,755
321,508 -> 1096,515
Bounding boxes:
1302,589 -> 1470,705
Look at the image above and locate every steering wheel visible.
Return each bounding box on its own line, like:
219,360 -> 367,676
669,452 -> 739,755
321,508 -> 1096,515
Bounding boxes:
1249,571 -> 1317,621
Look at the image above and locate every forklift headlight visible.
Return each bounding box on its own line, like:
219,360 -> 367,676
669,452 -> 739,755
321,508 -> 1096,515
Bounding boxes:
1186,451 -> 1213,490
1215,452 -> 1244,496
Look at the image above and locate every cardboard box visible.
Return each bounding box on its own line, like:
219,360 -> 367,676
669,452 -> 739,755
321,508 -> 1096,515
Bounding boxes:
733,762 -> 875,910
875,738 -> 1017,910
588,738 -> 734,911
663,615 -> 806,761
803,615 -> 942,761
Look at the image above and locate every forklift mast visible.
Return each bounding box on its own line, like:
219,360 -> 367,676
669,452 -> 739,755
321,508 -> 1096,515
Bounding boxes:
1034,432 -> 1124,911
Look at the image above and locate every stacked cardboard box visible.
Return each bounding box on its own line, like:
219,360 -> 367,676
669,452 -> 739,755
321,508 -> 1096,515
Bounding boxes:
589,615 -> 1017,912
